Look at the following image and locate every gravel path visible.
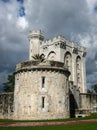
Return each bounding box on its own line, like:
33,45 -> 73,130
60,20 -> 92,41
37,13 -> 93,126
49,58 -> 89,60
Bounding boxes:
0,119 -> 97,127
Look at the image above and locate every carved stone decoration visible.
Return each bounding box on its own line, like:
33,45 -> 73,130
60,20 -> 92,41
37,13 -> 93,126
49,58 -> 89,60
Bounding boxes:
55,43 -> 59,48
73,48 -> 78,54
83,52 -> 86,57
60,42 -> 66,49
43,46 -> 48,52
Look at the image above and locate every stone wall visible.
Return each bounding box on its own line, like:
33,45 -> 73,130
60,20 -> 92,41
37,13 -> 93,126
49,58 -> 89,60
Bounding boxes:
0,92 -> 14,119
80,93 -> 97,112
0,89 -> 97,120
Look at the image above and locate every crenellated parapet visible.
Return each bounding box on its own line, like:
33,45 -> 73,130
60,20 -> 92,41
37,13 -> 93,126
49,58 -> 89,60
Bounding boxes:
28,30 -> 44,41
42,35 -> 66,47
15,60 -> 70,76
41,35 -> 86,56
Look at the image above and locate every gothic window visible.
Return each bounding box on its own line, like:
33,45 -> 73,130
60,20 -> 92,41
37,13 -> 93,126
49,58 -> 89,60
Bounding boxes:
41,76 -> 45,88
64,52 -> 72,81
47,51 -> 56,61
42,96 -> 45,109
76,56 -> 81,70
64,52 -> 72,69
76,56 -> 81,90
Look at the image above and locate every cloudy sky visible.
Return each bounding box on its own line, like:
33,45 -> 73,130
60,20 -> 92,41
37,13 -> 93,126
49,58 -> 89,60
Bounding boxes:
0,0 -> 97,91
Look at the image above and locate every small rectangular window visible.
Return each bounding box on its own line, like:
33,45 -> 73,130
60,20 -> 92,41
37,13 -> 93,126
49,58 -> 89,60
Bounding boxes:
42,76 -> 45,88
42,96 -> 45,108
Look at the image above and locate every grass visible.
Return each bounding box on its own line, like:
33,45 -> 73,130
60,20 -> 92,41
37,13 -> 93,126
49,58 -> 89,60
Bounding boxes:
0,123 -> 97,130
0,113 -> 97,130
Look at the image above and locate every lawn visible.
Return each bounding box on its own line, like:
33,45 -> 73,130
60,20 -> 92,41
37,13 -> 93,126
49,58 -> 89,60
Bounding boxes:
0,113 -> 97,122
0,113 -> 97,129
0,123 -> 97,130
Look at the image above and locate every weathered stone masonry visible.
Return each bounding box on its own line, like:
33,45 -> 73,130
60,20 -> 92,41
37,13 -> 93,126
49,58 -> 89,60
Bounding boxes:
0,93 -> 13,119
14,60 -> 70,120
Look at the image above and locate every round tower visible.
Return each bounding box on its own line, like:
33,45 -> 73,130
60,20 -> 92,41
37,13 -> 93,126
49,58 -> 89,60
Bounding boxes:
28,30 -> 44,60
14,61 -> 70,120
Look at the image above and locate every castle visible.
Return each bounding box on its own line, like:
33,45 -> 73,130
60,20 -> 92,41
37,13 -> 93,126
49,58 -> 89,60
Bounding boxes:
0,30 -> 97,120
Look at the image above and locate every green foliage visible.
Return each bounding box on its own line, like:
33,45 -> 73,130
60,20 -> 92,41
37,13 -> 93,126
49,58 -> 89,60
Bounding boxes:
87,89 -> 93,94
32,54 -> 45,62
0,113 -> 97,130
3,74 -> 15,92
87,84 -> 97,94
91,84 -> 97,93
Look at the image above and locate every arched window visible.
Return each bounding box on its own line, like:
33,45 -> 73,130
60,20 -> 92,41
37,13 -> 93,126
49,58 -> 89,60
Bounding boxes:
76,56 -> 81,91
64,52 -> 72,81
47,51 -> 56,61
64,52 -> 72,70
76,56 -> 81,70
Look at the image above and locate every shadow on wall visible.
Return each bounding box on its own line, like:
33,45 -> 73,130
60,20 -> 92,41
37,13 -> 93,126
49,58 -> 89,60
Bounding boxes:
69,89 -> 78,118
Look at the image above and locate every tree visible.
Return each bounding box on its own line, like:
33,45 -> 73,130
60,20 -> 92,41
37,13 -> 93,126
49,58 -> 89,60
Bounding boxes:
91,84 -> 97,93
32,54 -> 45,62
87,89 -> 93,94
3,74 -> 15,92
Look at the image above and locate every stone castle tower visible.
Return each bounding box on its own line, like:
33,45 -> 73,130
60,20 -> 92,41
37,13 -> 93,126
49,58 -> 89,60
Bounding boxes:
14,30 -> 87,120
29,30 -> 86,93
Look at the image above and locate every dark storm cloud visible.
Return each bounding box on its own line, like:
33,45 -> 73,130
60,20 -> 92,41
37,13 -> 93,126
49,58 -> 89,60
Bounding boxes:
0,0 -> 97,90
86,59 -> 96,75
0,0 -> 28,89
26,0 -> 90,39
1,0 -> 10,3
17,0 -> 24,4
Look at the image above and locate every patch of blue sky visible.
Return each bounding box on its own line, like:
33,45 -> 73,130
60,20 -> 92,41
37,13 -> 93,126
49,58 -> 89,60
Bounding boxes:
17,0 -> 24,4
19,6 -> 25,17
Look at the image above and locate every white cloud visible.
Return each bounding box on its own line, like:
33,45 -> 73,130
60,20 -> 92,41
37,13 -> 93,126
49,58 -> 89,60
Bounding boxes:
7,14 -> 12,20
86,0 -> 96,10
17,17 -> 28,29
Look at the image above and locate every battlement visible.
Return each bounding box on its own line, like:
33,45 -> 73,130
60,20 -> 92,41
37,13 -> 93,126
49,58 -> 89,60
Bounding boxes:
42,35 -> 66,46
28,30 -> 86,53
28,30 -> 44,40
41,34 -> 86,53
15,60 -> 69,73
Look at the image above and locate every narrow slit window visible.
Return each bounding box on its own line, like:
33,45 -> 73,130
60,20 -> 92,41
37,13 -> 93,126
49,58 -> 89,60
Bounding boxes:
42,76 -> 45,88
42,97 -> 45,108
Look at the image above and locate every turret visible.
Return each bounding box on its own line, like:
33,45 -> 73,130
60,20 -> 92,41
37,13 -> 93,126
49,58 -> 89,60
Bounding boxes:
28,30 -> 44,60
